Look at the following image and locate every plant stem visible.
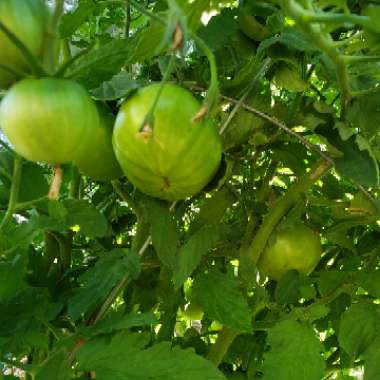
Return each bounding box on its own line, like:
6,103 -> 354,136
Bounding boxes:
240,159 -> 332,280
44,0 -> 65,73
125,1 -> 131,38
0,22 -> 47,77
219,57 -> 272,135
0,155 -> 23,230
207,327 -> 238,366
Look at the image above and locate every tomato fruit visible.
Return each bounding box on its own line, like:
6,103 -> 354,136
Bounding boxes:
0,78 -> 98,164
258,224 -> 322,281
113,84 -> 222,201
74,104 -> 123,181
0,0 -> 49,88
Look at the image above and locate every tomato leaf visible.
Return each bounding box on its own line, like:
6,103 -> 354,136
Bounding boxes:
77,331 -> 227,380
338,303 -> 378,359
193,269 -> 252,332
68,249 -> 140,320
261,320 -> 325,380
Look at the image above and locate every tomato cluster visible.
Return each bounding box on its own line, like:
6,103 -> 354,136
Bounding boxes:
0,0 -> 222,199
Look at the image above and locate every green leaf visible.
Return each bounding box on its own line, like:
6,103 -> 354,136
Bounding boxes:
173,223 -> 229,288
83,311 -> 157,337
193,269 -> 252,332
261,320 -> 325,380
0,253 -> 28,302
356,271 -> 380,298
346,91 -> 380,137
68,249 -> 140,320
63,199 -> 109,238
35,349 -> 71,380
338,303 -> 378,358
363,336 -> 380,380
143,197 -> 180,268
188,187 -> 235,235
66,23 -> 165,89
18,163 -> 49,203
77,331 -> 227,380
91,73 -> 145,100
60,0 -> 106,38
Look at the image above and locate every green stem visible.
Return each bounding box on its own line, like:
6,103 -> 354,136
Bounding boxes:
124,0 -> 219,117
15,196 -> 48,211
207,327 -> 238,366
240,160 -> 332,280
112,180 -> 142,218
342,55 -> 380,64
0,155 -> 23,230
0,63 -> 26,78
125,2 -> 131,38
43,0 -> 65,73
284,0 -> 351,111
54,44 -> 94,77
70,167 -> 81,199
0,22 -> 47,77
300,11 -> 370,27
190,34 -> 219,114
140,54 -> 177,132
93,274 -> 130,324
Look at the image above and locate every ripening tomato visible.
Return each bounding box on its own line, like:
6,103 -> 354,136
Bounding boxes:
74,104 -> 123,181
0,78 -> 98,164
113,84 -> 222,201
0,0 -> 49,88
258,224 -> 322,281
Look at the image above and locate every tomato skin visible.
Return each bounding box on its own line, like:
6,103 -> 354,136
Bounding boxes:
0,78 -> 99,164
0,0 -> 49,88
258,225 -> 322,281
74,104 -> 123,181
113,84 -> 222,201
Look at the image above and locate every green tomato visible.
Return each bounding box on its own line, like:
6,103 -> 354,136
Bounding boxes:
0,78 -> 98,164
74,104 -> 123,181
258,224 -> 322,281
113,84 -> 222,201
0,0 -> 49,88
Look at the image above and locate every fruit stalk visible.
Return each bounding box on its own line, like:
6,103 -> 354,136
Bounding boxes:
0,155 -> 23,230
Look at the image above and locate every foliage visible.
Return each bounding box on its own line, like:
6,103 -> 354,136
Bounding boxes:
1,0 -> 380,379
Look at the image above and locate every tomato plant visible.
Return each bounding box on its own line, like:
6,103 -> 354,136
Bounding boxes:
0,77 -> 98,164
0,0 -> 48,88
113,84 -> 222,200
74,104 -> 123,181
258,224 -> 322,281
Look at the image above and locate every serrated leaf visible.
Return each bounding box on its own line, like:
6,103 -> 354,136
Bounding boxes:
60,0 -> 106,38
83,311 -> 157,337
193,269 -> 252,332
188,187 -> 235,235
356,271 -> 380,298
261,320 -> 325,380
363,336 -> 380,380
35,349 -> 71,380
173,224 -> 229,288
338,303 -> 378,358
63,199 -> 108,237
91,73 -> 145,100
66,23 -> 165,89
143,197 -> 180,268
77,331 -> 227,380
68,249 -> 140,320
0,254 -> 28,302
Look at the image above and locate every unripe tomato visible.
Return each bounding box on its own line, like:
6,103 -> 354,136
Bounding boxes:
113,84 -> 222,201
258,224 -> 322,281
0,0 -> 49,88
74,104 -> 123,181
0,78 -> 98,164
